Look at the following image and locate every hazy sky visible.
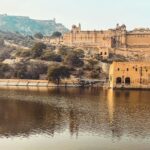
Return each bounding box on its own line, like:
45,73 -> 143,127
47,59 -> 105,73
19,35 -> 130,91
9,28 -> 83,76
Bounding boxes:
0,0 -> 149,30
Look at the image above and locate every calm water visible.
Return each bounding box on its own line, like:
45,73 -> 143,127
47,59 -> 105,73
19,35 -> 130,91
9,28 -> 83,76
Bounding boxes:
0,87 -> 149,150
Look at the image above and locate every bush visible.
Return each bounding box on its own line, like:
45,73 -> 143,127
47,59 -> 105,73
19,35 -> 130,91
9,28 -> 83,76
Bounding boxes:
31,42 -> 47,58
34,33 -> 43,39
88,59 -> 99,70
74,49 -> 85,58
58,46 -> 72,56
41,51 -> 62,62
51,31 -> 62,38
90,70 -> 100,79
0,38 -> 4,47
0,50 -> 11,61
16,49 -> 31,57
13,61 -> 48,79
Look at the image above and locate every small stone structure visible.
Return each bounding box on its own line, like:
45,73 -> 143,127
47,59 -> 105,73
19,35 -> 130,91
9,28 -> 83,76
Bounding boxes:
109,62 -> 150,89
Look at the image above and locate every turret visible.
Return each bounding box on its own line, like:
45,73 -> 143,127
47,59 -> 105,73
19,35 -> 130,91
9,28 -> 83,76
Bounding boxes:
78,23 -> 81,30
71,24 -> 81,33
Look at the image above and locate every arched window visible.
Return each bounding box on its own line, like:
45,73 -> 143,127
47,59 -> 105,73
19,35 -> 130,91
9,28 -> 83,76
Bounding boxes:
116,77 -> 122,84
125,77 -> 131,85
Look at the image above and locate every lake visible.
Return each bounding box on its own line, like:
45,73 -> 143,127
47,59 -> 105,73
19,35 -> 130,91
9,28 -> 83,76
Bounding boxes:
0,87 -> 149,150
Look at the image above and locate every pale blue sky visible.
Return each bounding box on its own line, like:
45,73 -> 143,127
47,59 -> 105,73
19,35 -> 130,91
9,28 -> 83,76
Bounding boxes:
0,0 -> 149,30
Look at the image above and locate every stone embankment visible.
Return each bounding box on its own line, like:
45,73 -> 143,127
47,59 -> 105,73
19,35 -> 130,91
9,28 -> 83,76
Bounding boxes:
0,79 -> 81,87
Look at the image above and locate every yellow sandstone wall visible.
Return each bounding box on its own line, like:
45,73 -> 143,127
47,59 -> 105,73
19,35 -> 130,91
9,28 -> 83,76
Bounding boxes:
63,31 -> 113,48
63,24 -> 150,49
63,24 -> 150,61
109,62 -> 150,89
126,34 -> 150,47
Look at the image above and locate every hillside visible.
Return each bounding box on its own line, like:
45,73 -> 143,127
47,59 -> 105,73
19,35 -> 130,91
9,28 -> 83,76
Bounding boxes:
0,14 -> 68,36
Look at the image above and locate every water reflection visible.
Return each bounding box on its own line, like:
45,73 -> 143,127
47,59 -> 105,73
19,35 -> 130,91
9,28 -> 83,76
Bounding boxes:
107,89 -> 114,124
107,89 -> 150,139
0,87 -> 149,141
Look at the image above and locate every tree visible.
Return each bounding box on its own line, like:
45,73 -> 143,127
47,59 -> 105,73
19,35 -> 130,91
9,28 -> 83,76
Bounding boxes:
88,59 -> 99,70
26,62 -> 48,79
51,31 -> 62,38
47,65 -> 70,84
14,62 -> 27,79
65,51 -> 84,68
31,42 -> 47,58
14,61 -> 48,79
76,69 -> 84,78
0,63 -> 12,78
34,33 -> 44,39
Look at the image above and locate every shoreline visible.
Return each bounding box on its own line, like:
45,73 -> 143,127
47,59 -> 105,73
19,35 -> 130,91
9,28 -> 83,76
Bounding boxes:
0,79 -> 104,88
0,79 -> 82,87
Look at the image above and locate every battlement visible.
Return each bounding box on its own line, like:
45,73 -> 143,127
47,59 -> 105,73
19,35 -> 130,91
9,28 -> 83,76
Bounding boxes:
63,24 -> 150,50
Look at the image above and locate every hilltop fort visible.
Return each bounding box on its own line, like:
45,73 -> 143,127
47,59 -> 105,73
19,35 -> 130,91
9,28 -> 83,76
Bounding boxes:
61,24 -> 150,60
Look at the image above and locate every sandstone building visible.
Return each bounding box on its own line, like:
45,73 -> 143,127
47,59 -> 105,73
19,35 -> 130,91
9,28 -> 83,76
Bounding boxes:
42,36 -> 63,45
63,24 -> 150,59
63,24 -> 150,48
109,62 -> 150,89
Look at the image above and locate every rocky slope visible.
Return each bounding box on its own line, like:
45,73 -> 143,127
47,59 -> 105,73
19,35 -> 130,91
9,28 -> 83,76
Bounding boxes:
0,14 -> 68,36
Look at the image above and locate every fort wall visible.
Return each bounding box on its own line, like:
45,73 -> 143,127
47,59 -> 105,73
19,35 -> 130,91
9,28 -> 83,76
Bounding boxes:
63,24 -> 150,60
126,34 -> 150,47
